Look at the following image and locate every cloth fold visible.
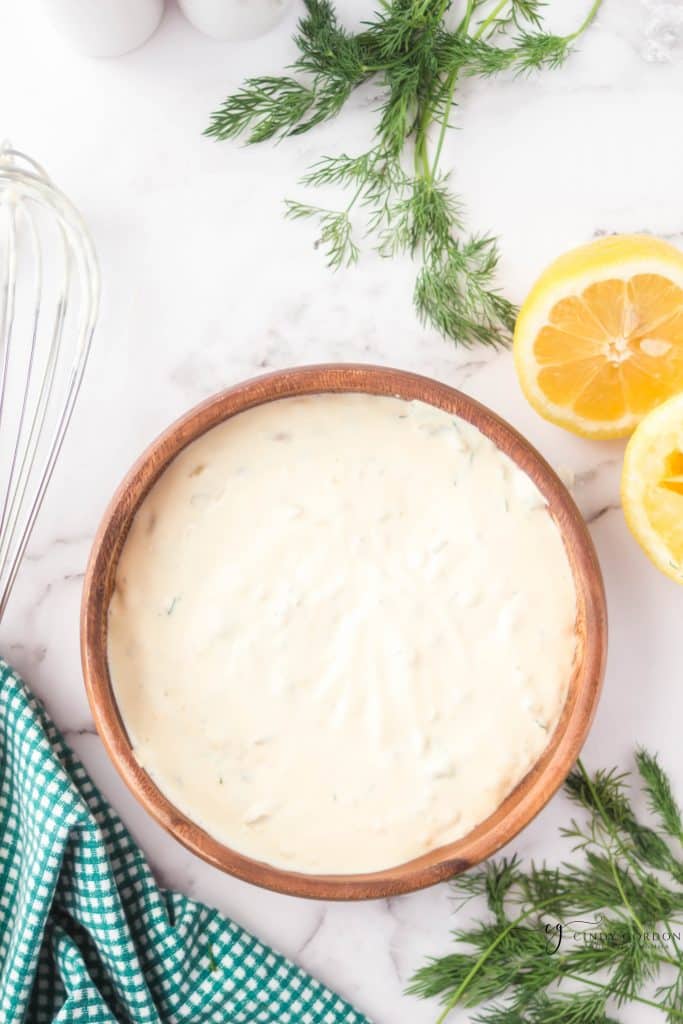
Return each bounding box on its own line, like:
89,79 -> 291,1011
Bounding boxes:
0,661 -> 369,1024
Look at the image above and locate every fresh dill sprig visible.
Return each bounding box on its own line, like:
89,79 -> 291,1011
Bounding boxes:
637,747 -> 683,843
206,0 -> 605,348
285,200 -> 359,269
410,751 -> 683,1023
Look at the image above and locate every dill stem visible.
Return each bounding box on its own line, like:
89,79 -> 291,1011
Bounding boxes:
414,0 -> 437,20
345,178 -> 366,215
428,0 -> 603,180
435,0 -> 456,26
561,970 -> 683,1019
427,70 -> 457,180
577,759 -> 649,935
433,897 -> 561,1024
474,0 -> 510,40
414,115 -> 431,179
413,0 -> 455,181
568,0 -> 605,42
427,0 -> 482,180
421,141 -> 431,180
611,859 -> 645,935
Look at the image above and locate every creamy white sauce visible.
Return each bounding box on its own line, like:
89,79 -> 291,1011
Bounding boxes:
108,394 -> 577,874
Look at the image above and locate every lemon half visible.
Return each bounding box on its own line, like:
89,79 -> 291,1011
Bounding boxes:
514,235 -> 683,439
622,392 -> 683,583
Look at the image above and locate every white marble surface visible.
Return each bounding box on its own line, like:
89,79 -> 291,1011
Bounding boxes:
3,2 -> 683,1021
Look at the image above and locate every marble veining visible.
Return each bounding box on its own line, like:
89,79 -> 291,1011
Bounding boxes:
3,2 -> 683,1021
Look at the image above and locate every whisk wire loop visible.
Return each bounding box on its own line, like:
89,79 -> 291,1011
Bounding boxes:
0,146 -> 99,620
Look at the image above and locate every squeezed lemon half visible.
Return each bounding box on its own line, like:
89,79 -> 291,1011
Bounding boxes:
622,392 -> 683,582
514,235 -> 683,439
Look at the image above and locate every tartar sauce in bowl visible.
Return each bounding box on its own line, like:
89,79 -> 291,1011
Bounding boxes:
107,393 -> 577,874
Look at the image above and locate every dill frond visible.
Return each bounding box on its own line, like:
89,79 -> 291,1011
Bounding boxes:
285,200 -> 359,269
637,748 -> 683,842
414,236 -> 517,349
410,751 -> 683,1024
207,0 -> 604,347
204,78 -> 315,143
509,0 -> 545,30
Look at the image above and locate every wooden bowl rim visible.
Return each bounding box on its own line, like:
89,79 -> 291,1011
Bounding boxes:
81,363 -> 607,900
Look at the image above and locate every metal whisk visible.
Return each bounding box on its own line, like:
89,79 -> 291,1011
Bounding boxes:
0,145 -> 99,619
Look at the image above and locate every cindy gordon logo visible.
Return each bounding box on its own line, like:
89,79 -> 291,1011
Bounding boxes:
544,915 -> 681,955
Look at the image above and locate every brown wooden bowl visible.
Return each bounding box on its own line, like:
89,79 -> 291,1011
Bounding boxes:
81,364 -> 607,900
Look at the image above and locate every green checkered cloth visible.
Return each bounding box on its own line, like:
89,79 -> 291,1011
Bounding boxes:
0,660 -> 370,1024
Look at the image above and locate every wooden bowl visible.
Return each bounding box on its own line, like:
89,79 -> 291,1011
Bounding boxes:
81,364 -> 607,900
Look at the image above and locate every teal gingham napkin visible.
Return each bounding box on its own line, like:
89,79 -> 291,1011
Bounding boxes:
0,661 -> 370,1024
